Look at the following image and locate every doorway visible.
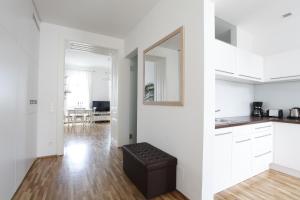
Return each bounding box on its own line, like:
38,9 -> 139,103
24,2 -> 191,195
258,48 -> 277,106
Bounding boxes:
63,41 -> 114,155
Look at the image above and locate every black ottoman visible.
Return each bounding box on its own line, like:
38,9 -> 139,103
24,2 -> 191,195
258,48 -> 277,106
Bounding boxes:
122,143 -> 177,199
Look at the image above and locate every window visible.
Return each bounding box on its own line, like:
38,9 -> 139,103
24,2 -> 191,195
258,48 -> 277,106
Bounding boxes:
65,70 -> 92,110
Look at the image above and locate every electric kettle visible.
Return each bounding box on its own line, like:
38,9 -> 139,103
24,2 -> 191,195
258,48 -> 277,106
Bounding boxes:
289,107 -> 300,119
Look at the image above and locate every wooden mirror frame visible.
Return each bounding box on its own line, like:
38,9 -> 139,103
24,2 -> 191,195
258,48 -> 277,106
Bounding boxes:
143,26 -> 184,106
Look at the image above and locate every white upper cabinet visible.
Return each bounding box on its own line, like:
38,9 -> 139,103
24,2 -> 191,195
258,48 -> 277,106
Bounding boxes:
214,39 -> 236,75
264,49 -> 300,82
237,49 -> 264,81
214,39 -> 264,83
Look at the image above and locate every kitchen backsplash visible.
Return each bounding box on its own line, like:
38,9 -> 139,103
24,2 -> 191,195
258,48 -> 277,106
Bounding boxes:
215,80 -> 254,118
254,81 -> 300,117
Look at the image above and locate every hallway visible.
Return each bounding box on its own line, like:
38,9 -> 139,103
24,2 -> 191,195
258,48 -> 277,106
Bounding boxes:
13,124 -> 186,200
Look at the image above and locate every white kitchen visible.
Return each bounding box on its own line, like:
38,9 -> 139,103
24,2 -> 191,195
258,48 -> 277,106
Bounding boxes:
212,0 -> 300,199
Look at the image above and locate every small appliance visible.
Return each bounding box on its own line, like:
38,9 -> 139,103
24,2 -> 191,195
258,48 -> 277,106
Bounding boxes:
252,102 -> 264,117
266,109 -> 283,118
288,107 -> 300,119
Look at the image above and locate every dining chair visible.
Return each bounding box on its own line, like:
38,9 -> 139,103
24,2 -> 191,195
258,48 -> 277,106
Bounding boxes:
68,110 -> 76,127
74,109 -> 85,127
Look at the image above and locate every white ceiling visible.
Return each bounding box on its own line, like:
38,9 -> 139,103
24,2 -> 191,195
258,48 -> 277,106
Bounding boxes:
214,0 -> 300,56
65,49 -> 111,68
33,0 -> 160,38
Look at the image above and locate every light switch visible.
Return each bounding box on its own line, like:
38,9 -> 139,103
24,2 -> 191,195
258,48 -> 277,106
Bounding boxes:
29,99 -> 38,104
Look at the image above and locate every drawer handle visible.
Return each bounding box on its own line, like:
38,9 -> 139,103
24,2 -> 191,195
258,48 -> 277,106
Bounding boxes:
215,132 -> 232,136
255,126 -> 272,130
271,75 -> 300,80
236,138 -> 251,143
216,69 -> 234,75
238,74 -> 262,80
255,134 -> 272,139
255,151 -> 272,158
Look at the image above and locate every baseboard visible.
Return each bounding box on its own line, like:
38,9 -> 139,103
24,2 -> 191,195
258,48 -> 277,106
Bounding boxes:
37,155 -> 62,159
270,163 -> 300,178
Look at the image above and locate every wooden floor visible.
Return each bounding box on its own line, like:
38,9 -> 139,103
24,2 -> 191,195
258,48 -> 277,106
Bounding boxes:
215,170 -> 300,200
13,124 -> 187,200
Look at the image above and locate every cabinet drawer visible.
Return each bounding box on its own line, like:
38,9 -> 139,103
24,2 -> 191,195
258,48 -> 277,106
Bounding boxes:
233,125 -> 252,142
252,123 -> 273,133
252,151 -> 273,175
253,133 -> 273,156
215,128 -> 234,136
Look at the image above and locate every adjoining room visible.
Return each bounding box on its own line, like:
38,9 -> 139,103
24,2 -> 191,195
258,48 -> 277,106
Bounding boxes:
63,41 -> 113,170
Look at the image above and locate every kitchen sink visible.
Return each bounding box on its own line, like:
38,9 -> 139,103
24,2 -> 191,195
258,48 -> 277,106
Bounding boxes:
215,118 -> 232,124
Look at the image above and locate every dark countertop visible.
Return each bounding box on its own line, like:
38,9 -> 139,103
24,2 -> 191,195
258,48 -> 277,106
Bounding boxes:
215,116 -> 300,129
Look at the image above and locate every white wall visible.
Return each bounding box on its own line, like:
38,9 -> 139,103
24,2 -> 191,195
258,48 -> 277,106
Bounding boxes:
0,0 -> 39,199
37,23 -> 124,156
255,81 -> 300,117
215,80 -> 254,118
124,0 -> 213,199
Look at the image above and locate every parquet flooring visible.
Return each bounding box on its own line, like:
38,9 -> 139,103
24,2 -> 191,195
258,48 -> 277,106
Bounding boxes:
13,124 -> 187,200
215,169 -> 300,200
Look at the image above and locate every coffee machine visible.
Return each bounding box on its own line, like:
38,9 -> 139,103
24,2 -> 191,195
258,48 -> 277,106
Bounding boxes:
252,102 -> 264,117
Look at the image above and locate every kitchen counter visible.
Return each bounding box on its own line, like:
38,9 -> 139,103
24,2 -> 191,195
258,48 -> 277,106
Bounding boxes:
215,116 -> 300,129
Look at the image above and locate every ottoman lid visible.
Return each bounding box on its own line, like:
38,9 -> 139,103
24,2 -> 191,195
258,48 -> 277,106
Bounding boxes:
122,142 -> 177,170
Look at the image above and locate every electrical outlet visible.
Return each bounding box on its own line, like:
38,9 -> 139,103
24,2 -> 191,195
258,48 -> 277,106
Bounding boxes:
129,134 -> 133,139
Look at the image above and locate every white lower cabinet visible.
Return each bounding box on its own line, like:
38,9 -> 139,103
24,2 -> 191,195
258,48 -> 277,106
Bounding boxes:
252,151 -> 273,175
213,128 -> 233,193
251,123 -> 273,175
232,125 -> 253,185
214,123 -> 273,193
273,123 -> 300,171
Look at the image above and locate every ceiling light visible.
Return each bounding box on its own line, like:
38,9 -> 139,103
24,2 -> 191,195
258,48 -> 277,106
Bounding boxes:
282,12 -> 293,18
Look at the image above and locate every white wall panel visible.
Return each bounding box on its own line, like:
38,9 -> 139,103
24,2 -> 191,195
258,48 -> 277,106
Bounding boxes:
0,0 -> 39,199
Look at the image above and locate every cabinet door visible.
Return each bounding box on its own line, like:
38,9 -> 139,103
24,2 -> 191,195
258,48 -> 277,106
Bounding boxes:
264,49 -> 300,81
214,39 -> 237,75
252,123 -> 273,157
252,151 -> 273,175
237,49 -> 263,81
232,126 -> 252,184
213,128 -> 233,193
273,123 -> 300,171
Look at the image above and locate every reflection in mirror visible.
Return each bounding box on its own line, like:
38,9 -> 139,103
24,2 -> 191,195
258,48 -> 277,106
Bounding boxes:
144,27 -> 184,106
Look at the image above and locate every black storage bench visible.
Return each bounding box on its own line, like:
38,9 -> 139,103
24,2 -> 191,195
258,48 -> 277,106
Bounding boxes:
122,142 -> 177,199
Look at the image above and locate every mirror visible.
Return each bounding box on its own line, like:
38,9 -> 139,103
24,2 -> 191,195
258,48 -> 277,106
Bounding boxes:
143,27 -> 184,106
